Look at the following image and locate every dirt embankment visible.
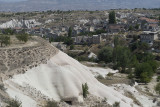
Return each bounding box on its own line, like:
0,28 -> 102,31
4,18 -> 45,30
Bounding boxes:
0,36 -> 59,81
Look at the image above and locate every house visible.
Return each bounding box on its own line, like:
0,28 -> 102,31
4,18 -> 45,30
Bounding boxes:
72,35 -> 102,45
89,26 -> 95,32
148,24 -> 159,32
107,24 -> 125,33
92,35 -> 102,44
139,17 -> 159,31
140,31 -> 158,45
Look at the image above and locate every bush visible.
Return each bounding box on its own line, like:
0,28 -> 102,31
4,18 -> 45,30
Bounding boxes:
155,82 -> 160,95
128,72 -> 134,79
70,45 -> 74,50
82,83 -> 89,98
0,84 -> 6,91
45,101 -> 58,107
96,74 -> 104,79
7,98 -> 22,107
157,76 -> 160,82
113,102 -> 120,107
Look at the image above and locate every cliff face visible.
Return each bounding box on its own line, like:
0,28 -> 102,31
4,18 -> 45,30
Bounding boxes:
0,37 -> 58,79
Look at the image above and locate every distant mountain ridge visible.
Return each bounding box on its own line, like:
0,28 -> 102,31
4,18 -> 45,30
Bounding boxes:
0,0 -> 160,12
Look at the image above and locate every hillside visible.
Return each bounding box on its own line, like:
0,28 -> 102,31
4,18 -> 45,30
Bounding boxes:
0,36 -> 157,107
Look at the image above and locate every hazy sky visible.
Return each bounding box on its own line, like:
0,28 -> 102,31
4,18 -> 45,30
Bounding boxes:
0,0 -> 26,2
0,0 -> 160,12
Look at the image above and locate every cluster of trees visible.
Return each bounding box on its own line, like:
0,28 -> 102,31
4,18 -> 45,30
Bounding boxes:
98,37 -> 159,83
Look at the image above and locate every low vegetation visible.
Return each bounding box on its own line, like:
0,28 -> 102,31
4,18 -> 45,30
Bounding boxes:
155,82 -> 160,95
0,84 -> 6,91
82,83 -> 89,98
45,101 -> 58,107
112,102 -> 120,107
7,98 -> 22,107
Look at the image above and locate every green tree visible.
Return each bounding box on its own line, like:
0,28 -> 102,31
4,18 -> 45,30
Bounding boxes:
98,47 -> 113,63
128,25 -> 133,31
135,24 -> 140,30
49,37 -> 54,43
113,46 -> 132,72
114,37 -> 119,47
140,72 -> 151,83
70,45 -> 74,50
16,33 -> 29,43
155,82 -> 160,95
109,11 -> 116,24
0,35 -> 10,47
64,37 -> 73,46
68,27 -> 72,37
3,28 -> 15,35
135,63 -> 153,83
82,83 -> 89,98
147,60 -> 158,72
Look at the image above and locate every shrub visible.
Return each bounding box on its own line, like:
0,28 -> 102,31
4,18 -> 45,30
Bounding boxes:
0,84 -> 6,91
113,102 -> 120,107
82,83 -> 89,98
45,101 -> 58,107
70,45 -> 74,50
7,98 -> 22,107
155,82 -> 160,95
96,74 -> 104,79
157,76 -> 160,82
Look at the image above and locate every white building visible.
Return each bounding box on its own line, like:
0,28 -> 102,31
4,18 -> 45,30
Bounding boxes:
140,31 -> 158,45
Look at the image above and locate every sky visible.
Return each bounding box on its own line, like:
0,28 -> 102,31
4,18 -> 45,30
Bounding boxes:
0,0 -> 160,12
0,0 -> 26,2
